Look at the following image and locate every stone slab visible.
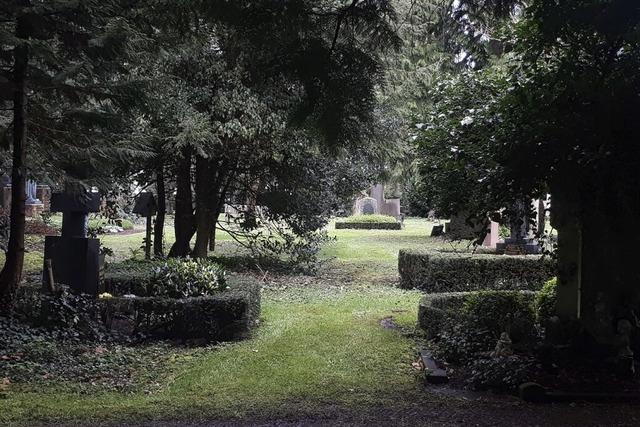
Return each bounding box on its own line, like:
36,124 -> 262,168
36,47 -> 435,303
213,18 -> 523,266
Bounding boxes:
419,348 -> 448,384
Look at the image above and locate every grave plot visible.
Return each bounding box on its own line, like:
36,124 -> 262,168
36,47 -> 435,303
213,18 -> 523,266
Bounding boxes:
101,259 -> 261,342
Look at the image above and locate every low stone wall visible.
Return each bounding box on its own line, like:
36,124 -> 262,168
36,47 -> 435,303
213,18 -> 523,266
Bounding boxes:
399,249 -> 555,293
335,222 -> 402,230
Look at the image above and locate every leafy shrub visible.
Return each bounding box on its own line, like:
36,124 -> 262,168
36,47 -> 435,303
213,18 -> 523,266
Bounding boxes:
335,222 -> 402,230
399,249 -> 556,292
418,292 -> 469,339
533,277 -> 557,321
337,214 -> 397,224
433,317 -> 495,364
466,355 -> 538,391
24,219 -> 58,235
147,258 -> 227,299
422,291 -> 537,364
87,217 -> 134,234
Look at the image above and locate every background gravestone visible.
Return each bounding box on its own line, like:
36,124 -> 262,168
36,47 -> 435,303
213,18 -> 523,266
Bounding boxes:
362,199 -> 376,215
354,196 -> 378,215
43,192 -> 102,295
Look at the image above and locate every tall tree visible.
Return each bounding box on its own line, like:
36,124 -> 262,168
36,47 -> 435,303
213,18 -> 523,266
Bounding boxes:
414,0 -> 640,356
0,1 -> 145,314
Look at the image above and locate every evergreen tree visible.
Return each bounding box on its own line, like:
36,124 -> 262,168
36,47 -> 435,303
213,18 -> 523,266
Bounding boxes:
0,1 -> 146,315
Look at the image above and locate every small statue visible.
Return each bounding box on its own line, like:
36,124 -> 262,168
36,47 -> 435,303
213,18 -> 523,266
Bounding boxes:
492,332 -> 513,357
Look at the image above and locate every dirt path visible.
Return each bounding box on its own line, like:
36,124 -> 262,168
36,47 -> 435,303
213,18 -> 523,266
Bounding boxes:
83,399 -> 640,427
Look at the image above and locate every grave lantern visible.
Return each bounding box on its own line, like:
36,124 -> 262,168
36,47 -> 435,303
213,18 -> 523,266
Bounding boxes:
133,192 -> 157,259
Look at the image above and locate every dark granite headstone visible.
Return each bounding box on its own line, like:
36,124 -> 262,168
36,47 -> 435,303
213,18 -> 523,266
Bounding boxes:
43,192 -> 102,295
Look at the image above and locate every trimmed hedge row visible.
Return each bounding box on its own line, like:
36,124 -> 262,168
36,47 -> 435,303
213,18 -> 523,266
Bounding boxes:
418,291 -> 536,339
335,222 -> 401,230
398,249 -> 555,293
100,275 -> 260,341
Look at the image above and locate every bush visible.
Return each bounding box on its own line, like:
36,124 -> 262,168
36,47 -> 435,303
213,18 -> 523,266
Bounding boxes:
418,291 -> 536,350
120,219 -> 134,230
103,259 -> 159,296
101,276 -> 261,341
13,284 -> 105,339
434,317 -> 495,364
399,249 -> 555,292
87,217 -> 134,233
25,219 -> 59,235
335,221 -> 402,230
337,214 -> 397,224
418,292 -> 469,339
463,291 -> 537,345
533,277 -> 557,321
466,355 -> 538,391
147,258 -> 227,299
420,290 -> 542,391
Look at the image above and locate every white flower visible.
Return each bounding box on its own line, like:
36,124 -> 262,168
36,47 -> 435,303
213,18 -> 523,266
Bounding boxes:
460,116 -> 474,126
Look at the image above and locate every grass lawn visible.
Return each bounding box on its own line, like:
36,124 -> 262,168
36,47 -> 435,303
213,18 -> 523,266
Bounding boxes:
1,218 -> 449,425
2,218 -> 638,426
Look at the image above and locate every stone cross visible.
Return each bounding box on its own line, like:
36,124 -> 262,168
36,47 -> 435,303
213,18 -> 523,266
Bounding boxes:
51,192 -> 100,237
43,192 -> 102,295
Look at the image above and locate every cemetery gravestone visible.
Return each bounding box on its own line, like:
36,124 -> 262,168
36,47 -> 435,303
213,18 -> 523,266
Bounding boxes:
353,196 -> 378,216
43,192 -> 102,295
431,224 -> 444,237
362,199 -> 376,215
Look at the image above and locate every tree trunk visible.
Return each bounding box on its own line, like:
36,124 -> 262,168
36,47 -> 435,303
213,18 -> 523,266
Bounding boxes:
153,164 -> 166,257
192,156 -> 215,258
552,180 -> 640,369
168,147 -> 195,257
209,218 -> 217,252
0,43 -> 29,316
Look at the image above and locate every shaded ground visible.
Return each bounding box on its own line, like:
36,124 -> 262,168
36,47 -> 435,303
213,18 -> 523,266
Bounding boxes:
3,219 -> 638,426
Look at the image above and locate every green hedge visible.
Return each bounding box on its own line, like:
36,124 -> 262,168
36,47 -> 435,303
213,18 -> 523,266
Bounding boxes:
417,292 -> 470,339
102,260 -> 158,296
100,275 -> 260,342
335,222 -> 401,230
399,249 -> 555,293
418,290 -> 536,340
338,214 -> 397,223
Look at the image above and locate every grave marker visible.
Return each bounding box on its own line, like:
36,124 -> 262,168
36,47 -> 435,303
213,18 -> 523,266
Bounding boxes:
43,192 -> 101,295
133,192 -> 157,259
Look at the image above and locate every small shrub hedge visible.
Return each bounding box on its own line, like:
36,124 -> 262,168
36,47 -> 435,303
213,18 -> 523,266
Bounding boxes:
335,214 -> 401,230
335,222 -> 402,230
533,277 -> 557,321
101,275 -> 260,341
418,291 -> 536,340
338,214 -> 397,223
399,249 -> 555,293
